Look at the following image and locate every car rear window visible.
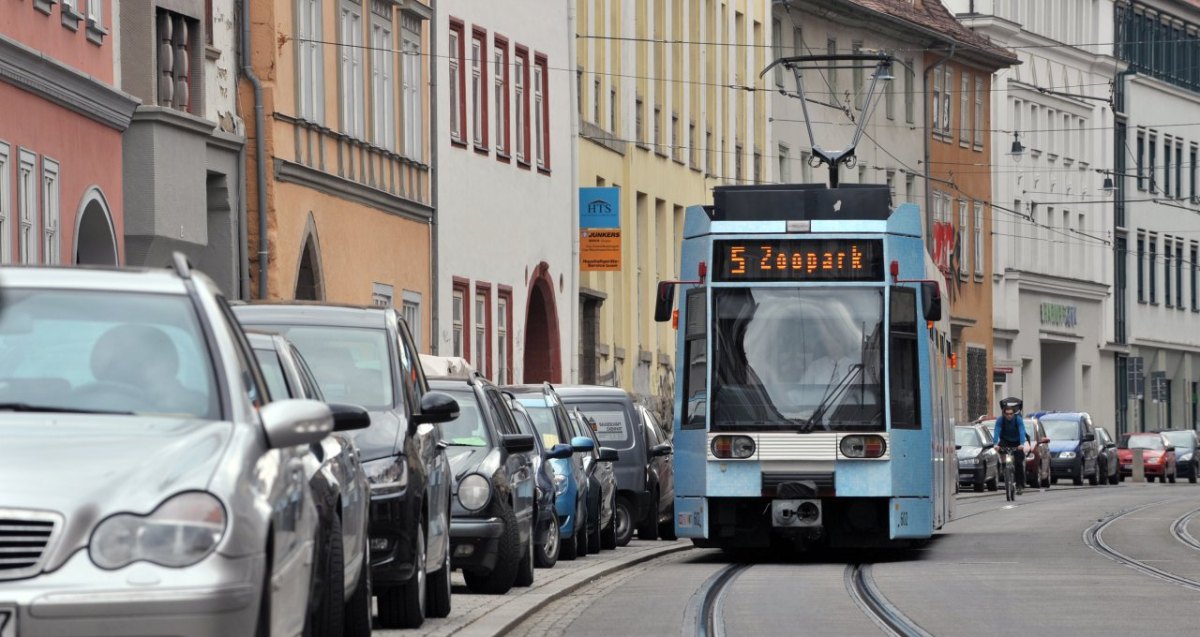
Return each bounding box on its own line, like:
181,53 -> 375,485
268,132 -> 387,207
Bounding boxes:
516,400 -> 563,448
568,402 -> 634,447
247,324 -> 394,411
253,348 -> 292,400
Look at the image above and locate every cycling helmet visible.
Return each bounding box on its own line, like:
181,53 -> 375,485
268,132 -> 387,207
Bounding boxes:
998,396 -> 1023,413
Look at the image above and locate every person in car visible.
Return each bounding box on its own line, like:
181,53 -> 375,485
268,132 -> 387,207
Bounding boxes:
88,323 -> 208,415
993,400 -> 1031,494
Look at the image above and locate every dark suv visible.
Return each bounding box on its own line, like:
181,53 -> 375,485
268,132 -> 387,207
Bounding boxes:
233,303 -> 458,629
426,371 -> 537,595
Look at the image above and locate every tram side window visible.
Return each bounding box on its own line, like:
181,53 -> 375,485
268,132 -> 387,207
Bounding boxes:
682,289 -> 707,430
889,286 -> 920,429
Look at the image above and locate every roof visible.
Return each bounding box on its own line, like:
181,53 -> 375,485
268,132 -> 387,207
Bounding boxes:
232,302 -> 389,328
420,354 -> 478,379
552,385 -> 635,400
0,265 -> 189,295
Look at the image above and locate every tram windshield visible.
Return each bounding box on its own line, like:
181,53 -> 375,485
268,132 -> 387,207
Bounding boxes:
710,287 -> 884,432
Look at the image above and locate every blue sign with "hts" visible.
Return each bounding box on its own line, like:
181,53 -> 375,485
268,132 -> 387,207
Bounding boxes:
579,187 -> 620,229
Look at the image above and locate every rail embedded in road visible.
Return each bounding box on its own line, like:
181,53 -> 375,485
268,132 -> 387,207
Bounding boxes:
844,563 -> 932,637
1083,499 -> 1200,592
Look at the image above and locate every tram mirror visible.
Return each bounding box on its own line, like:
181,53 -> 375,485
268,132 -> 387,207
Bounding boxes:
921,281 -> 942,322
654,282 -> 676,322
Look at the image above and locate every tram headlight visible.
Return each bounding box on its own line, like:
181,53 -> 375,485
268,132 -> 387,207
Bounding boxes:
840,434 -> 888,459
711,435 -> 756,460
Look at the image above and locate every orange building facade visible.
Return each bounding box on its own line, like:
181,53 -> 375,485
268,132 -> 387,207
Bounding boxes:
242,0 -> 435,347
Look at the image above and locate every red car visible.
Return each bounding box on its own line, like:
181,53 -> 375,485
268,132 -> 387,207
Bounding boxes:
1117,432 -> 1178,482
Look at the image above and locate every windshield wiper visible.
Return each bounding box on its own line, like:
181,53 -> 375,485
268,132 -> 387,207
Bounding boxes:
0,402 -> 135,415
799,364 -> 862,433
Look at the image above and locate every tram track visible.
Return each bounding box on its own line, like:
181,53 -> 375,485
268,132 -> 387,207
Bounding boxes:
1169,506 -> 1200,552
1083,499 -> 1200,592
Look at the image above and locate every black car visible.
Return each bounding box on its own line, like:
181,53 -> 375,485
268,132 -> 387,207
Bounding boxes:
566,407 -> 620,552
426,373 -> 538,594
1156,429 -> 1200,482
506,395 -> 572,568
1094,426 -> 1121,485
233,303 -> 459,629
955,424 -> 999,492
246,330 -> 374,637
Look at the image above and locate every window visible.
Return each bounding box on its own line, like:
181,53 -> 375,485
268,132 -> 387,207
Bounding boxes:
653,104 -> 661,149
41,158 -> 58,265
772,19 -> 783,87
904,58 -> 915,124
534,54 -> 549,170
448,20 -> 465,143
932,62 -> 942,134
974,201 -> 984,276
497,288 -> 512,383
852,41 -> 864,110
672,113 -> 680,161
1164,136 -> 1172,196
1191,243 -> 1198,311
400,18 -> 423,160
1137,130 -> 1145,190
1166,240 -> 1173,306
371,282 -> 394,307
1192,144 -> 1198,201
17,149 -> 36,264
1176,141 -> 1184,198
471,28 -> 487,149
681,289 -> 707,430
941,66 -> 953,135
156,9 -> 199,114
451,281 -> 467,358
339,3 -> 365,139
494,38 -> 509,155
296,0 -> 324,122
885,63 -> 895,119
1150,233 -> 1158,303
958,199 -> 969,276
370,17 -> 394,149
826,39 -> 838,102
0,142 -> 9,264
609,87 -> 617,132
402,290 -> 422,351
889,287 -> 920,429
88,0 -> 103,26
515,46 -> 529,163
778,144 -> 790,183
974,76 -> 984,148
635,96 -> 644,142
475,287 -> 490,376
592,76 -> 600,124
1177,240 -> 1185,308
1137,232 -> 1146,303
1149,133 -> 1158,193
689,121 -> 697,168
735,141 -> 743,181
959,72 -> 969,143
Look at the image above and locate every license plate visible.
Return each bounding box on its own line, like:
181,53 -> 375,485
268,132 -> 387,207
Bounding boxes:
0,606 -> 16,637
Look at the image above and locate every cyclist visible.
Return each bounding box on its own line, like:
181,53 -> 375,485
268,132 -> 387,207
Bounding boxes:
993,397 -> 1031,495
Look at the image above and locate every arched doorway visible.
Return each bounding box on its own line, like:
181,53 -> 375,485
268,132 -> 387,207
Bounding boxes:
294,214 -> 325,300
74,188 -> 118,265
522,262 -> 562,383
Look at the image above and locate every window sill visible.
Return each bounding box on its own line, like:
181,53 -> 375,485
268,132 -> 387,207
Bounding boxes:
690,164 -> 702,173
973,143 -> 984,153
451,138 -> 468,149
473,143 -> 490,156
1138,299 -> 1147,304
496,151 -> 511,163
959,139 -> 970,149
517,159 -> 531,170
205,45 -> 222,61
635,141 -> 651,151
655,149 -> 669,159
86,19 -> 108,45
537,165 -> 551,176
673,157 -> 686,166
61,7 -> 83,31
34,0 -> 54,16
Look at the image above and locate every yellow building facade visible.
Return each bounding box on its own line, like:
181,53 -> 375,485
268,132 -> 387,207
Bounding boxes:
576,0 -> 771,413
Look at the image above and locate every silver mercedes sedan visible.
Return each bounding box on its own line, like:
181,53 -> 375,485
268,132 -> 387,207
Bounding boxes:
0,257 -> 333,637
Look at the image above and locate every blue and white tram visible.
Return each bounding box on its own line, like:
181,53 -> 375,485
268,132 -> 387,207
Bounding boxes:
655,183 -> 955,550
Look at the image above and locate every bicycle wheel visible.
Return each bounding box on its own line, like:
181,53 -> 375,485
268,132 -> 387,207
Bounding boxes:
1004,460 -> 1015,501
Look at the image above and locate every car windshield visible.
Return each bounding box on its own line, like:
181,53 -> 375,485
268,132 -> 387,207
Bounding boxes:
955,427 -> 981,447
0,288 -> 217,418
1042,419 -> 1080,440
710,287 -> 885,432
1161,431 -> 1196,450
1125,435 -> 1165,450
516,400 -> 563,448
251,324 -> 393,410
254,347 -> 292,400
439,389 -> 491,447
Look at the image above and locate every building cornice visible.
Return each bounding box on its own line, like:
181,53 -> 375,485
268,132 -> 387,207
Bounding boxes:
1008,81 -> 1098,116
1007,269 -> 1110,301
0,34 -> 140,131
580,121 -> 627,156
130,105 -> 217,136
275,159 -> 434,224
208,129 -> 247,153
1130,337 -> 1200,355
1127,73 -> 1200,106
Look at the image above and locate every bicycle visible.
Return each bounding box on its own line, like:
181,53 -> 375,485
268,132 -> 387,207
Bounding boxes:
997,445 -> 1020,502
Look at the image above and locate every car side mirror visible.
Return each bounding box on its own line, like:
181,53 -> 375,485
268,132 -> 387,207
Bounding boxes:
654,281 -> 676,323
982,443 -> 994,450
261,399 -> 333,448
412,391 -> 460,427
1040,437 -> 1050,445
921,281 -> 943,321
1105,442 -> 1116,449
1083,433 -> 1095,442
545,443 -> 573,460
328,402 -> 371,432
650,443 -> 673,457
502,433 -> 536,454
599,447 -> 620,462
1166,445 -> 1176,452
570,435 -> 596,452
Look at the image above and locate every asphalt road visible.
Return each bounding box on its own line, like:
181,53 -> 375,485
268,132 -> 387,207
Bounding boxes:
497,481 -> 1200,637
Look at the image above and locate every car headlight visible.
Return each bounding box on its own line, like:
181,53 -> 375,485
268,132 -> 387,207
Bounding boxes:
960,457 -> 978,466
552,473 -> 569,496
1146,455 -> 1161,464
1059,451 -> 1076,459
362,456 -> 408,496
1179,452 -> 1194,462
90,492 -> 226,570
458,474 -> 491,512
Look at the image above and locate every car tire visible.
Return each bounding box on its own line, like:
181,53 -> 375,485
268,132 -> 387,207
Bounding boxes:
535,510 -> 560,568
972,475 -> 984,492
1073,464 -> 1084,486
464,506 -> 521,595
309,516 -> 345,637
659,499 -> 677,541
426,525 -> 452,618
1088,464 -> 1098,486
614,496 -> 635,547
1109,465 -> 1120,485
515,532 -> 535,587
637,489 -> 660,540
377,520 -> 426,629
343,541 -> 373,637
1041,470 -> 1051,489
601,493 -> 619,550
986,472 -> 998,492
576,519 -> 589,557
558,522 -> 578,561
255,545 -> 272,637
1190,462 -> 1198,484
1168,470 -> 1177,484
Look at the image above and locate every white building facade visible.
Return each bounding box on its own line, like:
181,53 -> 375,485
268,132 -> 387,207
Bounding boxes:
435,0 -> 577,384
950,0 -> 1125,429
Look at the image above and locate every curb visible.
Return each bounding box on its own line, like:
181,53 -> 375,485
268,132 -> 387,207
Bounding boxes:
451,541 -> 695,636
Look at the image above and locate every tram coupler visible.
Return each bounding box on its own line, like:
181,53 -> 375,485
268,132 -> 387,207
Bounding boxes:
771,499 -> 822,528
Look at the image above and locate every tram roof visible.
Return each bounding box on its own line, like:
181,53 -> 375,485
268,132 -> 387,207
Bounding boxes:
708,184 -> 892,223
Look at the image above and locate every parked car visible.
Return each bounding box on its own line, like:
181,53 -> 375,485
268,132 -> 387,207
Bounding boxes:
506,395 -> 573,568
637,403 -> 676,540
1039,412 -> 1101,485
1094,426 -> 1121,485
1022,416 -> 1052,489
1155,429 -> 1199,483
425,370 -> 537,595
505,383 -> 594,560
955,424 -> 999,492
555,385 -> 674,545
0,257 -> 332,636
233,303 -> 459,629
1118,432 -> 1178,482
567,407 -> 620,552
246,330 -> 374,636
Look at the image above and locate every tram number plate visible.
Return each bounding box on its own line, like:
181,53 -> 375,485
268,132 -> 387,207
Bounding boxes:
0,606 -> 16,637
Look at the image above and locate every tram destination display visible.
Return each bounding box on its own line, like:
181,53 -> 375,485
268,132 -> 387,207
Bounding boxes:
712,238 -> 884,282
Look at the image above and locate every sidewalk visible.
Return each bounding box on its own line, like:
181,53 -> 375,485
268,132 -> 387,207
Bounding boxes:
373,539 -> 693,636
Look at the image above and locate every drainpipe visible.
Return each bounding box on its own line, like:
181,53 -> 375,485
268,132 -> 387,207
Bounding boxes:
238,136 -> 250,300
429,11 -> 440,354
567,1 -> 579,382
923,44 -> 956,244
240,0 -> 269,299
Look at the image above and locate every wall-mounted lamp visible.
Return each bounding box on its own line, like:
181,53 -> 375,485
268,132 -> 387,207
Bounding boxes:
1009,132 -> 1025,163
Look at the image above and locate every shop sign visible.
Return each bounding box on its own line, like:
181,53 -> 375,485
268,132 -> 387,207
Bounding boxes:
1040,302 -> 1078,328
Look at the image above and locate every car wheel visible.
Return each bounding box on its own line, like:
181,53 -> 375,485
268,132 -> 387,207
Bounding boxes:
308,516 -> 345,637
1088,461 -> 1099,485
575,518 -> 589,557
601,493 -> 619,550
463,505 -> 521,595
254,546 -> 272,637
535,510 -> 560,568
637,489 -> 660,540
558,518 -> 578,561
1109,464 -> 1120,485
1073,464 -> 1084,486
972,474 -> 984,492
1169,469 -> 1177,484
377,520 -> 426,629
986,472 -> 998,492
426,522 -> 452,618
515,532 -> 535,587
1041,469 -> 1051,489
658,499 -> 677,541
1190,462 -> 1198,484
614,496 -> 635,547
343,540 -> 373,637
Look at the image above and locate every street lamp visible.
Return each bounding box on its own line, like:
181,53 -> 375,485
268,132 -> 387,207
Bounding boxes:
1009,132 -> 1025,162
1102,176 -> 1115,194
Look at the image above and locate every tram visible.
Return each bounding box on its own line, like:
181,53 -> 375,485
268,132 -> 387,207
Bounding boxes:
654,184 -> 955,549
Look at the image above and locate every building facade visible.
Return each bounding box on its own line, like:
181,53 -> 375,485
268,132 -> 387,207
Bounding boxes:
949,0 -> 1122,430
242,0 -> 435,346
433,1 -> 575,384
1,0 -> 137,267
118,0 -> 247,297
576,0 -> 773,415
